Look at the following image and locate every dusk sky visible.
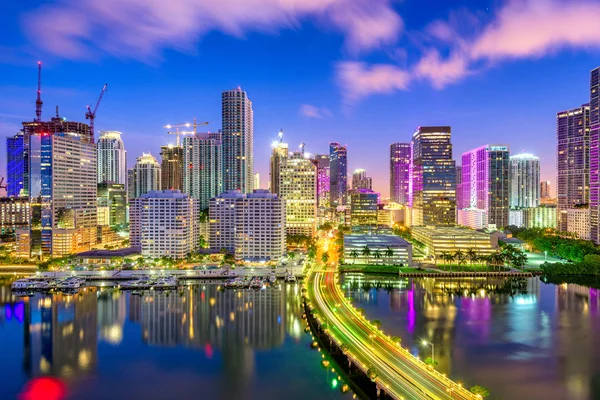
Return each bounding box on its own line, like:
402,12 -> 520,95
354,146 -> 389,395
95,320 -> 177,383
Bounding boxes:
2,0 -> 600,196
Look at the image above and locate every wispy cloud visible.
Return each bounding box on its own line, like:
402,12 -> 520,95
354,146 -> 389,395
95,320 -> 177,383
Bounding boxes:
23,0 -> 402,60
299,104 -> 333,119
336,0 -> 600,102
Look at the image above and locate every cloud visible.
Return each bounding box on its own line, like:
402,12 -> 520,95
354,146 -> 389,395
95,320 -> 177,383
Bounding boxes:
336,0 -> 600,101
336,61 -> 410,103
299,104 -> 333,119
23,0 -> 402,60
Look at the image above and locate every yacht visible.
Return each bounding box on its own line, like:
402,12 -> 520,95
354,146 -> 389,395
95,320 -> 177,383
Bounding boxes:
268,274 -> 277,284
285,274 -> 297,283
249,277 -> 264,290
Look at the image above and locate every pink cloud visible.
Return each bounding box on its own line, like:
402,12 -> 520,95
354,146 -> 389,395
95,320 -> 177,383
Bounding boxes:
23,0 -> 402,60
336,61 -> 410,103
299,104 -> 333,118
414,50 -> 471,89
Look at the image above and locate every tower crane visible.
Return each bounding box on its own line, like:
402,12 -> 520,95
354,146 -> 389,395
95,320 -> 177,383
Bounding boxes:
163,119 -> 209,146
85,83 -> 108,140
0,177 -> 6,191
35,61 -> 43,122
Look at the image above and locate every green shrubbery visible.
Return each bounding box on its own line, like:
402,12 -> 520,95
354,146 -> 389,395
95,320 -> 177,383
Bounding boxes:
540,254 -> 600,276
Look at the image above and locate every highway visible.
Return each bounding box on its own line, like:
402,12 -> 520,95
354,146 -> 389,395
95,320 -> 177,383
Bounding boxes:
307,264 -> 480,400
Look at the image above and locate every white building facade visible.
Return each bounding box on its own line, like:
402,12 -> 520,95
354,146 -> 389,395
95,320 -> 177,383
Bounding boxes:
97,131 -> 127,185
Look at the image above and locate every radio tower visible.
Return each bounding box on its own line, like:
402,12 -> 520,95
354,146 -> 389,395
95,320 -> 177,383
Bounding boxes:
35,61 -> 42,121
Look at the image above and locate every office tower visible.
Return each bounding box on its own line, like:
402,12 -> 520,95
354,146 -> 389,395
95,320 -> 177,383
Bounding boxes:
97,131 -> 127,186
182,133 -> 223,210
589,67 -> 600,243
540,181 -> 551,199
509,153 -> 540,208
18,115 -> 96,259
130,190 -> 199,259
457,145 -> 510,229
352,169 -> 372,190
410,126 -> 456,226
556,105 -> 590,230
329,143 -> 348,206
270,142 -> 317,236
350,189 -> 379,229
129,153 -> 161,199
0,197 -> 30,236
313,154 -> 330,207
390,143 -> 410,204
254,173 -> 260,190
160,144 -> 183,191
222,88 -> 254,193
6,131 -> 25,197
209,190 -> 285,261
97,183 -> 127,229
455,165 -> 463,211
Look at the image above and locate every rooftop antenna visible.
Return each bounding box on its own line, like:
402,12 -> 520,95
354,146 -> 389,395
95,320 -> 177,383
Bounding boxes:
278,129 -> 284,143
300,142 -> 305,155
55,105 -> 59,118
35,62 -> 43,121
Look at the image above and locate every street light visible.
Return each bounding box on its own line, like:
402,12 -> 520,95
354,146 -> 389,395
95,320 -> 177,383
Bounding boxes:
421,340 -> 434,365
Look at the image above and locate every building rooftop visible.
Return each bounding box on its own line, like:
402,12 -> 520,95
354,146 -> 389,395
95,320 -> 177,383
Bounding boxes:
412,226 -> 493,238
76,247 -> 141,258
344,234 -> 410,248
140,189 -> 190,199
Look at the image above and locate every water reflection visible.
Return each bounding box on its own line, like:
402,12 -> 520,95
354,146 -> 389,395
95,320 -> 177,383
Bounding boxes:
342,274 -> 600,400
0,281 -> 341,400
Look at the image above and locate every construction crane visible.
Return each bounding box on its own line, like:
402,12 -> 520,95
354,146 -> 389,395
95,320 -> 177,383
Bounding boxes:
0,177 -> 7,191
163,118 -> 209,146
85,83 -> 108,140
35,62 -> 43,121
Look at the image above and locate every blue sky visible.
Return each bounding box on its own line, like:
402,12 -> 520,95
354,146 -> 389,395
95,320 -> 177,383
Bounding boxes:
2,0 -> 600,196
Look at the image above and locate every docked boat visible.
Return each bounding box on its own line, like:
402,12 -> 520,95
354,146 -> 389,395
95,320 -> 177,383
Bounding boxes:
268,274 -> 277,284
224,277 -> 245,289
249,277 -> 264,290
11,279 -> 39,291
285,274 -> 297,283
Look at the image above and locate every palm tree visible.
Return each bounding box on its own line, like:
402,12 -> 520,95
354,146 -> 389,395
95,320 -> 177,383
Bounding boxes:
385,246 -> 395,262
321,252 -> 329,265
466,248 -> 477,266
373,249 -> 382,263
361,245 -> 371,263
349,249 -> 359,264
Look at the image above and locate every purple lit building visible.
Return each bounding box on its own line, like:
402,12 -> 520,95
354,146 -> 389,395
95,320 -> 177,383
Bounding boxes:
390,143 -> 410,204
457,145 -> 510,229
313,154 -> 330,207
556,104 -> 590,231
329,143 -> 348,206
590,67 -> 600,243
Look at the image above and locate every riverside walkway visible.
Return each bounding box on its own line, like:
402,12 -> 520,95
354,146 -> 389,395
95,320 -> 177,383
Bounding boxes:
306,264 -> 481,400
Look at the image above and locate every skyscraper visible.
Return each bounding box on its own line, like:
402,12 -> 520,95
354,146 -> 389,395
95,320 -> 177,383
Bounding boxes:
160,144 -> 183,191
129,153 -> 161,199
350,189 -> 379,229
556,104 -> 590,231
390,143 -> 410,205
410,126 -> 456,226
329,143 -> 348,206
509,153 -> 540,208
352,169 -> 372,190
589,67 -> 600,243
97,131 -> 127,186
19,115 -> 97,259
6,131 -> 25,197
270,142 -> 317,236
182,133 -> 223,210
540,181 -> 551,200
457,145 -> 510,229
97,183 -> 127,229
222,88 -> 254,193
313,154 -> 330,207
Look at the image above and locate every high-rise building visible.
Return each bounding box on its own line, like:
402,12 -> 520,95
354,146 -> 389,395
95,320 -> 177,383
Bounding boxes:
509,153 -> 540,208
0,197 -> 30,236
313,154 -> 330,207
557,104 -> 590,231
97,131 -> 127,186
329,143 -> 348,206
352,169 -> 372,190
182,133 -> 223,211
270,143 -> 317,236
222,88 -> 253,193
129,153 -> 161,199
457,145 -> 510,229
19,116 -> 97,259
540,181 -> 551,200
455,165 -> 462,214
130,190 -> 199,259
160,144 -> 183,191
589,67 -> 600,243
410,126 -> 456,226
6,131 -> 25,197
566,207 -> 591,240
350,189 -> 379,229
209,190 -> 285,261
390,143 -> 410,205
97,183 -> 127,229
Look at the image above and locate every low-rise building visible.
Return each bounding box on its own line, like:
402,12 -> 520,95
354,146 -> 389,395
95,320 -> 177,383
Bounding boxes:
412,226 -> 499,262
0,197 -> 30,236
566,208 -> 591,240
344,234 -> 412,266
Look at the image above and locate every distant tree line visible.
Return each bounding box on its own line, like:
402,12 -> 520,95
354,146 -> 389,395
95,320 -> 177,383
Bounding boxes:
508,226 -> 599,262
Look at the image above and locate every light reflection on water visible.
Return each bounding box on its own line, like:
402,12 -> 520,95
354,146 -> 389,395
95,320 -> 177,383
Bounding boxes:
342,274 -> 600,400
0,281 -> 351,400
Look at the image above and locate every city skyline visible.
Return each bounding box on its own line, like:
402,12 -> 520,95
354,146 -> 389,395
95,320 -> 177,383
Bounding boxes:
3,1 -> 600,196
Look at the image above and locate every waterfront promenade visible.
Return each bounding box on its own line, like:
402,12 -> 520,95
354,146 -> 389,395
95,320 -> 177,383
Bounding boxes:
307,264 -> 480,400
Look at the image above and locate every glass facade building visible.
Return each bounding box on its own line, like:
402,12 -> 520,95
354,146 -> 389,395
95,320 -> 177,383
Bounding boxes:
329,143 -> 348,206
390,143 -> 410,205
6,132 -> 25,197
590,67 -> 600,243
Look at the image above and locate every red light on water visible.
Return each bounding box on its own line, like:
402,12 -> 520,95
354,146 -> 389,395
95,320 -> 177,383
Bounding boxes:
19,377 -> 66,400
204,343 -> 214,359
